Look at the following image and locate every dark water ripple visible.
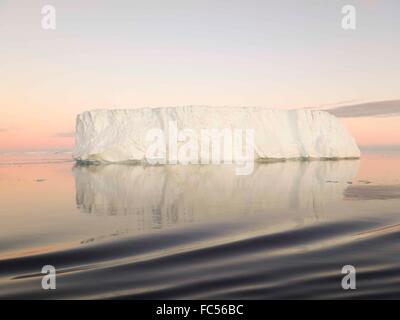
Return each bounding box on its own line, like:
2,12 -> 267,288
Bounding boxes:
2,217 -> 400,299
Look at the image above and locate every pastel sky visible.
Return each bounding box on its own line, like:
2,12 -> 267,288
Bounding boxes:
0,0 -> 399,151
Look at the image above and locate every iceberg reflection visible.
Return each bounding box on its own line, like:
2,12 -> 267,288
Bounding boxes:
73,160 -> 359,228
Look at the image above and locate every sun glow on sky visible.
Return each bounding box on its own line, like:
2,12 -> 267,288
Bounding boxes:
1,0 -> 399,151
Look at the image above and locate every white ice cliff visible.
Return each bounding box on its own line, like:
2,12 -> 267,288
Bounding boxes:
73,106 -> 360,163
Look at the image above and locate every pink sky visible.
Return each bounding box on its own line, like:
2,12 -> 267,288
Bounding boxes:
1,110 -> 399,152
1,1 -> 399,151
343,116 -> 400,148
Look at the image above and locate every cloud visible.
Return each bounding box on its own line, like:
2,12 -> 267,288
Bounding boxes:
0,128 -> 7,132
326,100 -> 400,118
313,99 -> 363,109
54,131 -> 74,138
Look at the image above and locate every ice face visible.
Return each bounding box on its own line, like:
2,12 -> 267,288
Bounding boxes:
73,106 -> 360,163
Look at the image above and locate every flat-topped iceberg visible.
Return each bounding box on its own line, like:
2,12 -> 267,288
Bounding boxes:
73,106 -> 360,164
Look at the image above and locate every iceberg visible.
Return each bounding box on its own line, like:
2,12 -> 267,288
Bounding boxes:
73,106 -> 360,163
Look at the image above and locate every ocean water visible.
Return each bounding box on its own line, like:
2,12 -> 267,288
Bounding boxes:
0,151 -> 400,299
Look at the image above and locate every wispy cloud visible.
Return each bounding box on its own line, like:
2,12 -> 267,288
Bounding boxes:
314,99 -> 363,109
0,128 -> 7,132
326,100 -> 400,118
360,144 -> 400,152
54,131 -> 74,138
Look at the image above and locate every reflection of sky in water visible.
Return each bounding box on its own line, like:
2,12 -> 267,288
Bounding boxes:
0,152 -> 400,259
74,160 -> 359,221
2,152 -> 400,299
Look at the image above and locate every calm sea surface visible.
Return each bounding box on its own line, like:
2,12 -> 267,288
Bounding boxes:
1,151 -> 400,299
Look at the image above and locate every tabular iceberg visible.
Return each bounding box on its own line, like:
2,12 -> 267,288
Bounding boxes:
73,106 -> 360,163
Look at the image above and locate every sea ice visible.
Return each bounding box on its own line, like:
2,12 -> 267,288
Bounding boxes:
73,106 -> 360,163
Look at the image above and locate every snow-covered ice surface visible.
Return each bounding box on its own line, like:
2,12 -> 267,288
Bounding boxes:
73,106 -> 360,163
